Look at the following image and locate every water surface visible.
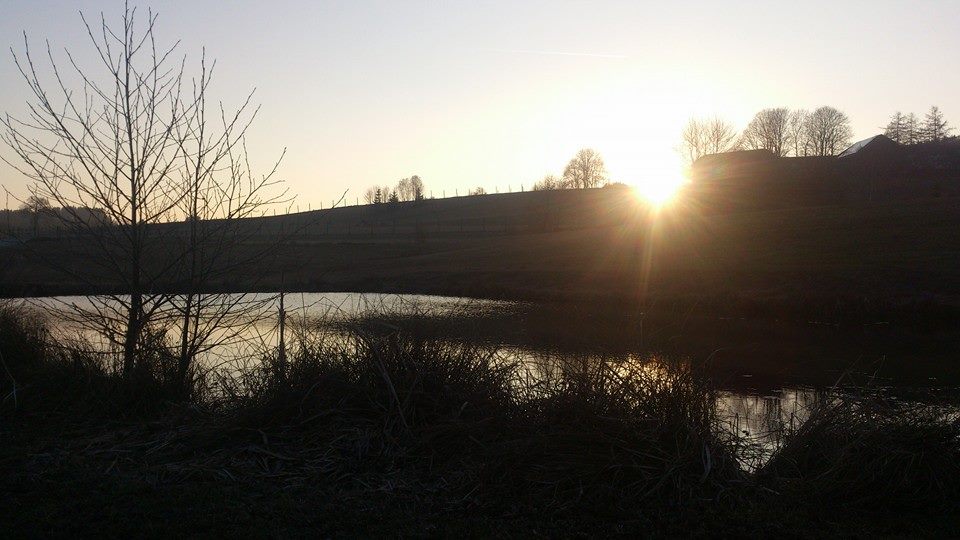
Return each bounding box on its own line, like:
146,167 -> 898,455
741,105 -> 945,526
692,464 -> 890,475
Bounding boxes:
16,292 -> 957,462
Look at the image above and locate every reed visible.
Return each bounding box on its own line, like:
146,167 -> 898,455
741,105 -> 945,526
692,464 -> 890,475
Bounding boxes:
2,303 -> 959,535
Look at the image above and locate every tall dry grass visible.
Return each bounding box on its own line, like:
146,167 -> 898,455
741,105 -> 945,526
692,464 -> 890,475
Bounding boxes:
2,300 -> 959,529
759,389 -> 960,512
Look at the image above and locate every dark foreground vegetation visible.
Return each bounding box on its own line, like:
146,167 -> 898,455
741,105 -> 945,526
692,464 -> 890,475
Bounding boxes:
3,304 -> 959,537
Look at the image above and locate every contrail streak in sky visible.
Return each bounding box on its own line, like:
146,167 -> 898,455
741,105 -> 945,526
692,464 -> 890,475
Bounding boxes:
478,48 -> 627,59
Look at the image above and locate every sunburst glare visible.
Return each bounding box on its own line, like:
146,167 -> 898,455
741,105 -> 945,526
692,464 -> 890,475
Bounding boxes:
630,167 -> 687,207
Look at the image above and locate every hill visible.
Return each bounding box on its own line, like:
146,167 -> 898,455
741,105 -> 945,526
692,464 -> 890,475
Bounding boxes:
4,185 -> 960,327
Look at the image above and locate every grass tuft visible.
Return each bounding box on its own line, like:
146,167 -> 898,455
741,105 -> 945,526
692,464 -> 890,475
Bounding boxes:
759,389 -> 960,512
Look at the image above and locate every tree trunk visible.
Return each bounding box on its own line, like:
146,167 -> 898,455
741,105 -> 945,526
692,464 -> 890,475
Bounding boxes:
122,292 -> 141,376
177,292 -> 195,391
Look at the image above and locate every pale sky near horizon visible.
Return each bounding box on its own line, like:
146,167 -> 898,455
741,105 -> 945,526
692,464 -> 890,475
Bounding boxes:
1,0 -> 958,208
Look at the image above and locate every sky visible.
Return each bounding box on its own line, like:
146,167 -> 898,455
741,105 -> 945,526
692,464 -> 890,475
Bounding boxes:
1,0 -> 958,208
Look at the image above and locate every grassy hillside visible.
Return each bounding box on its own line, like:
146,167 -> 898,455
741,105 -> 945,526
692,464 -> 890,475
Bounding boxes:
4,187 -> 960,323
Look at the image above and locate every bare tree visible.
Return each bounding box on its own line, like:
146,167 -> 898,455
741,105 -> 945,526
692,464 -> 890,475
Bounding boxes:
2,5 -> 285,386
169,53 -> 286,393
409,175 -> 424,200
705,118 -> 739,155
680,119 -> 705,165
363,187 -> 377,204
19,195 -> 50,212
903,113 -> 921,145
788,110 -> 810,156
469,186 -> 486,196
562,149 -> 607,189
804,106 -> 853,156
884,112 -> 908,144
395,177 -> 412,201
19,195 -> 51,236
740,108 -> 792,157
532,174 -> 562,191
680,117 -> 738,164
921,106 -> 952,143
392,176 -> 425,202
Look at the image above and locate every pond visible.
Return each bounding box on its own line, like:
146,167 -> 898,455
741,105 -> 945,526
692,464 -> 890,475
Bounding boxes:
16,292 -> 959,463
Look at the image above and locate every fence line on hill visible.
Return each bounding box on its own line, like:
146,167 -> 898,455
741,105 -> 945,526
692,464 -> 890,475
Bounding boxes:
0,183 -> 627,241
281,183 -> 529,214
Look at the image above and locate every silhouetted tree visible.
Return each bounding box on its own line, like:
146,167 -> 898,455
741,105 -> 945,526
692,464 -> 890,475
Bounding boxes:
532,174 -> 562,191
788,110 -> 810,156
396,177 -> 412,201
884,112 -> 908,144
562,149 -> 607,189
922,106 -> 952,143
169,55 -> 287,392
388,191 -> 399,203
804,106 -> 853,156
903,113 -> 921,145
19,195 -> 50,213
363,187 -> 377,204
19,195 -> 51,235
390,176 -> 425,202
680,117 -> 738,164
741,108 -> 792,157
409,175 -> 425,200
469,186 -> 486,195
2,5 -> 285,384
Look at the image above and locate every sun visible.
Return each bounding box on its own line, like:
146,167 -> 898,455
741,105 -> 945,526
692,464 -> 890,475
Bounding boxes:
586,129 -> 688,208
630,167 -> 687,207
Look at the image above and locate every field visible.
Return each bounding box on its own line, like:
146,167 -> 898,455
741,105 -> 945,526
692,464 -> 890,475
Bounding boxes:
4,188 -> 960,535
5,188 -> 960,317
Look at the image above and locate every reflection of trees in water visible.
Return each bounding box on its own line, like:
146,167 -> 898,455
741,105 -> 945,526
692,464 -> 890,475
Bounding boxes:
512,347 -> 832,465
717,388 -> 826,465
29,291 -> 956,475
512,349 -> 667,390
509,349 -> 710,415
720,389 -> 822,437
27,291 -> 875,462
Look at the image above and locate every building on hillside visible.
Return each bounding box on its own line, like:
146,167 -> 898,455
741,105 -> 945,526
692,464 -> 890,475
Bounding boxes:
691,149 -> 777,182
838,134 -> 901,159
686,134 -> 960,212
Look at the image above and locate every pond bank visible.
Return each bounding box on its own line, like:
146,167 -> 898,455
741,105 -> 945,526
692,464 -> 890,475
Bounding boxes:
2,303 -> 959,537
